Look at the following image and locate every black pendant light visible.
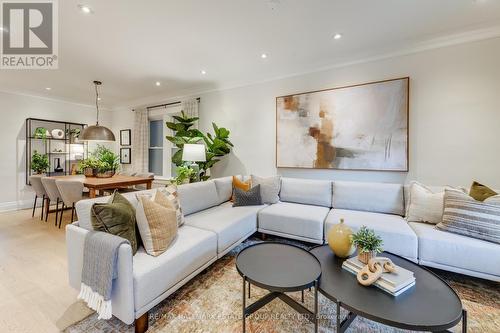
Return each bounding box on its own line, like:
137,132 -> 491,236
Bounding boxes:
80,81 -> 116,141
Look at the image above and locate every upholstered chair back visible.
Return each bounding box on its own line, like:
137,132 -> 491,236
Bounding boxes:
30,175 -> 47,197
41,177 -> 62,202
56,180 -> 84,207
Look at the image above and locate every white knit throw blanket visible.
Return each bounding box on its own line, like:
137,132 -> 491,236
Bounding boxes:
78,231 -> 129,320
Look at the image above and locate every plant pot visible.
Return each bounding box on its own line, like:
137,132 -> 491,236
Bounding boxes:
96,171 -> 115,178
357,248 -> 377,264
84,168 -> 96,177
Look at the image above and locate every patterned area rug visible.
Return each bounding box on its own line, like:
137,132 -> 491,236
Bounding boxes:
66,237 -> 500,333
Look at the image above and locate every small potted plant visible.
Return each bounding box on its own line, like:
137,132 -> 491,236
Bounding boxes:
31,150 -> 49,175
78,157 -> 100,177
351,226 -> 383,264
174,166 -> 195,185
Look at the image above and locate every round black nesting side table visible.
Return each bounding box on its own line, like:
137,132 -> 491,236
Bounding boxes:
310,245 -> 466,333
236,242 -> 322,333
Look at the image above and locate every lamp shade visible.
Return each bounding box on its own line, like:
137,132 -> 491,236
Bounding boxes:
80,125 -> 116,142
182,144 -> 206,162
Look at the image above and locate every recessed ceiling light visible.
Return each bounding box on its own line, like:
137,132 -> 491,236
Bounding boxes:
333,33 -> 342,40
155,81 -> 161,86
78,4 -> 93,14
45,87 -> 51,91
97,97 -> 101,101
201,70 -> 207,75
261,53 -> 268,59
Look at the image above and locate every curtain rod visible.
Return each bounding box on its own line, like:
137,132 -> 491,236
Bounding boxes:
132,97 -> 201,111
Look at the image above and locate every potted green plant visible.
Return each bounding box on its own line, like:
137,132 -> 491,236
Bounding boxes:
351,226 -> 384,264
93,145 -> 120,178
78,157 -> 100,177
174,165 -> 195,185
33,127 -> 49,142
31,150 -> 49,174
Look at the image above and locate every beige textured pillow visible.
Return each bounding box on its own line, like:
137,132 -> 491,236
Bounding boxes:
136,196 -> 178,256
137,185 -> 185,227
405,182 -> 465,224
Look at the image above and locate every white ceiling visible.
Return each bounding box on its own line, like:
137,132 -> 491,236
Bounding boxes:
1,0 -> 500,108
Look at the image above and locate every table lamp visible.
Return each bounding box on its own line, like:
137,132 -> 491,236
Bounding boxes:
182,144 -> 206,182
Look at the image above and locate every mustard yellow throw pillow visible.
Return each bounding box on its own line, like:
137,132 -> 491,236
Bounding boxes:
231,176 -> 251,202
469,181 -> 497,202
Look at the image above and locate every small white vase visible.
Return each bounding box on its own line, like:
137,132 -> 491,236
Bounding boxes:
51,129 -> 64,139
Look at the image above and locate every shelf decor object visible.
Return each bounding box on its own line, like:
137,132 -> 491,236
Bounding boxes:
25,118 -> 88,184
276,77 -> 409,171
80,80 -> 116,142
120,129 -> 131,146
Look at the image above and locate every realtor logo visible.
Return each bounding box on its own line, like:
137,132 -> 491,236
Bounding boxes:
1,0 -> 58,69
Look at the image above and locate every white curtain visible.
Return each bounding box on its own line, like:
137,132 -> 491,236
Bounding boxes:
182,99 -> 199,128
132,108 -> 149,173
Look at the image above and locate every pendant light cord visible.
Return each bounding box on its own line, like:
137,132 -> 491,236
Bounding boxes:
95,83 -> 100,125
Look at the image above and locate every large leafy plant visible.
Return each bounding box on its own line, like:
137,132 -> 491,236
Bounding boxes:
78,145 -> 120,173
31,150 -> 49,174
351,226 -> 384,254
166,111 -> 233,181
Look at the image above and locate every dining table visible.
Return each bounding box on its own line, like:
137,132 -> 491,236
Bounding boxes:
50,174 -> 153,198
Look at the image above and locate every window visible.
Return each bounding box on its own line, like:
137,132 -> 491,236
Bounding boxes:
148,120 -> 163,176
147,105 -> 182,178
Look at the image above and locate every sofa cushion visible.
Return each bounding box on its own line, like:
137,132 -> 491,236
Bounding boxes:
325,209 -> 418,261
251,175 -> 281,204
133,225 -> 217,311
279,178 -> 332,207
333,181 -> 404,216
184,202 -> 265,254
177,180 -> 219,215
409,222 -> 500,277
213,176 -> 234,205
258,202 -> 329,242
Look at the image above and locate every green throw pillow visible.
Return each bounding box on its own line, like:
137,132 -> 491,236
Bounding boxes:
91,191 -> 139,254
469,181 -> 497,202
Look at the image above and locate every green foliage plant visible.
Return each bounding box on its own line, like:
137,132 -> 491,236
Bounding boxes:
31,150 -> 49,174
351,226 -> 384,254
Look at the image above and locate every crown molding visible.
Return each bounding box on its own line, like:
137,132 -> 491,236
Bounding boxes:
118,24 -> 500,110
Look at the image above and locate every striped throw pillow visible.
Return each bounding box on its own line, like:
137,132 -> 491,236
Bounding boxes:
136,196 -> 178,256
436,189 -> 500,244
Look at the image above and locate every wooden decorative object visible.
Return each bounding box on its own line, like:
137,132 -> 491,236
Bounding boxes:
357,249 -> 377,264
357,257 -> 397,286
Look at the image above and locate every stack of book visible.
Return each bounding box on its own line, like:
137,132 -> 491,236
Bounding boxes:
342,257 -> 415,296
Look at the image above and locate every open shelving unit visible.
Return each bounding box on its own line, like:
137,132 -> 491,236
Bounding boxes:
25,118 -> 88,185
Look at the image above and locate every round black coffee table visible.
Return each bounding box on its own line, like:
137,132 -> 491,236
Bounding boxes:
236,242 -> 322,333
310,245 -> 466,332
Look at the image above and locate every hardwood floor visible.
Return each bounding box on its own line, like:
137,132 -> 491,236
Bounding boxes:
0,208 -> 91,332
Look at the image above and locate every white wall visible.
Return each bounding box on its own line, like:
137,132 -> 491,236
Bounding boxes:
0,92 -> 114,211
195,37 -> 500,189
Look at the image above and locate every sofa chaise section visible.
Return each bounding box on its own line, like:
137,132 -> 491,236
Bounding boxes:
325,209 -> 418,262
409,222 -> 500,281
184,202 -> 266,256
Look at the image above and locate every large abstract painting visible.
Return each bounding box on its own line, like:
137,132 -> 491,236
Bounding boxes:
276,77 -> 409,171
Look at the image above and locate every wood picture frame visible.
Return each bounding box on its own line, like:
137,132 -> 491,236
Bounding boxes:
120,148 -> 131,164
120,129 -> 131,146
276,77 -> 409,172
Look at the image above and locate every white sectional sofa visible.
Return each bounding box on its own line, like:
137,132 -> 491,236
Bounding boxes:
66,175 -> 500,329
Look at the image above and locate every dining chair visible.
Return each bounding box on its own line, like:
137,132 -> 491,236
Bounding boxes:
41,177 -> 63,225
29,175 -> 48,220
118,171 -> 137,176
134,172 -> 154,190
56,180 -> 84,228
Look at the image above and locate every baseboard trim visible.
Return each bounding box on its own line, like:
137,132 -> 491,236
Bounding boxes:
0,199 -> 37,213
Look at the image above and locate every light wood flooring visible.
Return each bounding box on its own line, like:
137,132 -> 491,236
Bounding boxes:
0,207 -> 91,333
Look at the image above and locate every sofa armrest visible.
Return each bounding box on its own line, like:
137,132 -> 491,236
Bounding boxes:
66,223 -> 136,324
